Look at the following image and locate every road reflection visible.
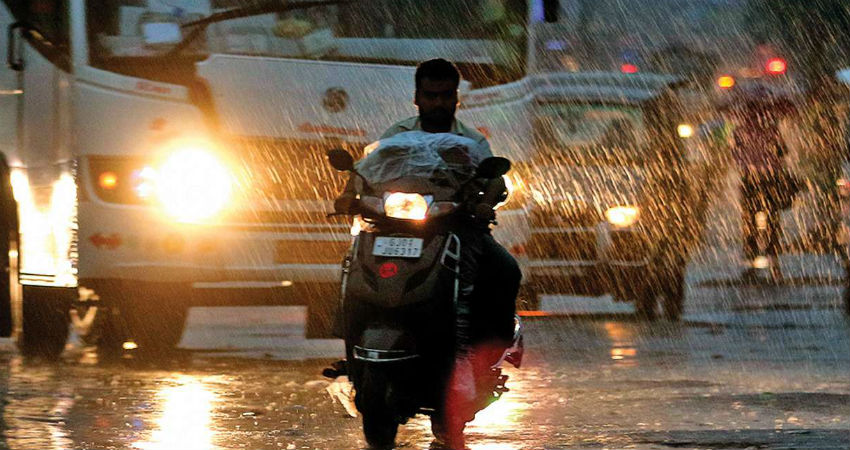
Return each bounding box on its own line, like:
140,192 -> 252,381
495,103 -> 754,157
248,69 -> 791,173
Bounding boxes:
604,321 -> 639,366
465,366 -> 536,450
133,375 -> 218,450
2,357 -> 74,450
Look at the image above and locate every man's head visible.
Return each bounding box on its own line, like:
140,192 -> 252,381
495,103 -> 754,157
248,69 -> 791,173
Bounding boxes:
414,58 -> 460,132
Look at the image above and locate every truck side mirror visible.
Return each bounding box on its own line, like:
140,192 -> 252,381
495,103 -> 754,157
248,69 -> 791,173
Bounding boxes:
7,22 -> 26,71
327,149 -> 354,172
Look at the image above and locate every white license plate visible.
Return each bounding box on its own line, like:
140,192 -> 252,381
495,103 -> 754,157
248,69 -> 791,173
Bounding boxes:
372,237 -> 424,258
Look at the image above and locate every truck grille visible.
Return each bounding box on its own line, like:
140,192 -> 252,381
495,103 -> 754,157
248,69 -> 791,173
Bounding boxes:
530,203 -> 600,228
528,230 -> 597,261
608,229 -> 651,262
220,209 -> 349,227
275,239 -> 352,264
228,137 -> 360,202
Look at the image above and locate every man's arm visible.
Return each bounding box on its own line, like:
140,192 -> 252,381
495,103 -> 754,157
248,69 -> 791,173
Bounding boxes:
334,175 -> 360,214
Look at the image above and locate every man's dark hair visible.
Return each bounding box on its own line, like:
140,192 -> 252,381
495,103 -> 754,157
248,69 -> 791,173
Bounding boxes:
415,58 -> 460,90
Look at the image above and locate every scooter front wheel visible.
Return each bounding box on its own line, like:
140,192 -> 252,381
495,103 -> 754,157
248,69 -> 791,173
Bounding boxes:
357,366 -> 398,449
362,411 -> 398,450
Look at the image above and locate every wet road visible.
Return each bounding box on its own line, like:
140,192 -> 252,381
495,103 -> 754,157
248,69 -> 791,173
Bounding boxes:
0,272 -> 847,450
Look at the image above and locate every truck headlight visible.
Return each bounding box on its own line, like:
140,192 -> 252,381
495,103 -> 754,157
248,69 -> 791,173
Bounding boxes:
605,205 -> 640,227
384,192 -> 428,220
156,148 -> 233,223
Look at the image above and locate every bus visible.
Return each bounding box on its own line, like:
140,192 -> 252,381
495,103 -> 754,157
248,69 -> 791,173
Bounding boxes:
0,0 -> 757,357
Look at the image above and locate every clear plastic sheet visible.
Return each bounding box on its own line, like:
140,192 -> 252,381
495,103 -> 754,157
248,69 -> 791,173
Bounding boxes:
355,131 -> 484,191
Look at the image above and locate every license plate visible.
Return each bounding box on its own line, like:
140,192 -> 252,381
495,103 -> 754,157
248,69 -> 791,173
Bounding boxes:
372,237 -> 423,258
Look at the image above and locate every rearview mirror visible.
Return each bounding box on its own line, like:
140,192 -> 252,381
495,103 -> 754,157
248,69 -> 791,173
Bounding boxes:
476,157 -> 511,178
327,149 -> 354,171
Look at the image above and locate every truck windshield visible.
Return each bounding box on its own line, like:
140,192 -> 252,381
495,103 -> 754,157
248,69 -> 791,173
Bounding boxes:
86,0 -> 528,86
534,103 -> 648,165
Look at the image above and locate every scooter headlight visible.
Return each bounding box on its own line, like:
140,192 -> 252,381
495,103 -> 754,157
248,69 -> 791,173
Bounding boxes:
384,193 -> 428,221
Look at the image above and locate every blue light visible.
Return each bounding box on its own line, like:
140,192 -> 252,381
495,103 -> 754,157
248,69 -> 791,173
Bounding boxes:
546,40 -> 569,51
531,0 -> 544,23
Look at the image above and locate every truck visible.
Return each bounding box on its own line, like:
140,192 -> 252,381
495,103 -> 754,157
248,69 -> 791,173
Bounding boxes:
0,0 -> 553,358
1,0 -> 760,358
460,71 -> 728,319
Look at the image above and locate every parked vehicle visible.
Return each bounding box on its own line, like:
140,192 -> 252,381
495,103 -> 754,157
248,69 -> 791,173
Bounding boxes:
512,73 -> 714,320
326,134 -> 523,449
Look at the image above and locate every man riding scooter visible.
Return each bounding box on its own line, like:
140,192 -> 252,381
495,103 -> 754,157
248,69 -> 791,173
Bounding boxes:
727,83 -> 799,282
332,58 -> 522,449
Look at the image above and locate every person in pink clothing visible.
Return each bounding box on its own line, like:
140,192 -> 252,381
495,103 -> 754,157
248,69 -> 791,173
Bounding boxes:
732,105 -> 796,281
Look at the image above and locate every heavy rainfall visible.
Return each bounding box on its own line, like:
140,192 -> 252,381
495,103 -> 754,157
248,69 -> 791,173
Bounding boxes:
0,0 -> 847,449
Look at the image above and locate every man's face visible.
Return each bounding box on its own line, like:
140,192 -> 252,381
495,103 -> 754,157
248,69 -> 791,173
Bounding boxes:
415,78 -> 458,130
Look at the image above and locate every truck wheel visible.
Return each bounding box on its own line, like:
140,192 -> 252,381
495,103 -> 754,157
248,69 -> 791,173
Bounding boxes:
517,284 -> 540,311
634,285 -> 658,321
120,294 -> 189,353
843,257 -> 850,316
844,281 -> 850,316
89,282 -> 191,354
17,285 -> 72,359
844,282 -> 850,316
661,267 -> 686,321
73,303 -> 126,354
306,292 -> 338,339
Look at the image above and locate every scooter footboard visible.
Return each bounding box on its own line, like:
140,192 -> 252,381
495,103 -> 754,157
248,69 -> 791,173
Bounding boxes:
349,326 -> 451,416
353,327 -> 420,363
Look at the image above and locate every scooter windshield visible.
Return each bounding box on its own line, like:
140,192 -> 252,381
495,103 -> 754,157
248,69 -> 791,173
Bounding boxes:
355,131 -> 483,192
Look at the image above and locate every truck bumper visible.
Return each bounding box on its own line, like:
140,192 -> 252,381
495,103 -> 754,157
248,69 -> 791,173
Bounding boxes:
77,200 -> 350,301
525,222 -> 652,296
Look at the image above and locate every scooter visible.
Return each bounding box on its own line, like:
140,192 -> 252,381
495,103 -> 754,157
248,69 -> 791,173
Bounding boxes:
326,147 -> 523,449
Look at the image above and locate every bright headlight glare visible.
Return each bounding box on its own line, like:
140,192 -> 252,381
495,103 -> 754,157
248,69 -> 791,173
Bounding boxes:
132,166 -> 157,199
156,147 -> 233,222
677,124 -> 695,139
384,192 -> 428,220
605,205 -> 640,227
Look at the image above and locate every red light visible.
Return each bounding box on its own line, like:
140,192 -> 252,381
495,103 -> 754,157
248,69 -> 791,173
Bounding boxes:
766,57 -> 787,75
620,63 -> 639,74
717,75 -> 736,89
